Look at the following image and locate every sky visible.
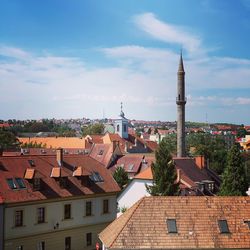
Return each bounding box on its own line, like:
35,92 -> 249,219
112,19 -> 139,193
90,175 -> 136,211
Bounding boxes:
0,0 -> 250,124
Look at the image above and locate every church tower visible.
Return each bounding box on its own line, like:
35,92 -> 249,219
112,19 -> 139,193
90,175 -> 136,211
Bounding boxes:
176,52 -> 186,157
114,102 -> 128,139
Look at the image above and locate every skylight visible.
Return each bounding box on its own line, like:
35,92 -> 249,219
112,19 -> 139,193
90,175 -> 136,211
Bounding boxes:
6,178 -> 17,189
128,164 -> 134,171
218,220 -> 230,233
28,159 -> 35,167
244,220 -> 250,229
166,219 -> 177,233
98,150 -> 104,155
15,178 -> 26,189
90,172 -> 104,182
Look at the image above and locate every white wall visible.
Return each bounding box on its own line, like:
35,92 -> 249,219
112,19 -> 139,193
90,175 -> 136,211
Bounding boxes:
5,195 -> 117,240
118,179 -> 152,210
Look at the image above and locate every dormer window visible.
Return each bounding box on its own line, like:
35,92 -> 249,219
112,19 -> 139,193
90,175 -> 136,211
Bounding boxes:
123,124 -> 127,132
218,220 -> 230,233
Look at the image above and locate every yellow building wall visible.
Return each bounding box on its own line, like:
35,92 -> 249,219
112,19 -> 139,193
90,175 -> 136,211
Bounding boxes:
4,195 -> 117,249
5,222 -> 109,250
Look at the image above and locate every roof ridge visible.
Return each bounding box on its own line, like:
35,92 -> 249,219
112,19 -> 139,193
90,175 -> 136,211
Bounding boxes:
109,197 -> 145,248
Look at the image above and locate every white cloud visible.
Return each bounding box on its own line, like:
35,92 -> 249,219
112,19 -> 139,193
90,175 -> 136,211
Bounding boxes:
133,13 -> 202,55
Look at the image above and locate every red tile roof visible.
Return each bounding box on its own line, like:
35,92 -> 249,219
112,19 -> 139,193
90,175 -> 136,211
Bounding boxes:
89,144 -> 115,167
0,154 -> 120,204
100,196 -> 250,249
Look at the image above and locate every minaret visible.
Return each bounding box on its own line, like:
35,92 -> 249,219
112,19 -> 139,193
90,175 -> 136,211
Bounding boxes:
176,52 -> 186,157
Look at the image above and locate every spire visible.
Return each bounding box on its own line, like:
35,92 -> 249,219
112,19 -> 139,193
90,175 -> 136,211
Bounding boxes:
120,102 -> 125,118
178,49 -> 185,73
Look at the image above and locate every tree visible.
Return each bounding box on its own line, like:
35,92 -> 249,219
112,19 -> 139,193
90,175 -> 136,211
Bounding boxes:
236,125 -> 246,138
0,129 -> 19,150
219,145 -> 248,196
82,123 -> 104,136
113,166 -> 129,189
146,139 -> 179,196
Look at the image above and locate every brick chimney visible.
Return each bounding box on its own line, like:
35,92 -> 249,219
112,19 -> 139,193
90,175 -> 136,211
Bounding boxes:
56,148 -> 63,166
194,155 -> 205,169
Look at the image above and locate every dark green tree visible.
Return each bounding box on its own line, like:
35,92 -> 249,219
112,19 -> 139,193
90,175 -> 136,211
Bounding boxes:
113,166 -> 129,189
219,145 -> 248,196
82,123 -> 104,136
236,125 -> 246,138
0,129 -> 19,150
146,139 -> 179,196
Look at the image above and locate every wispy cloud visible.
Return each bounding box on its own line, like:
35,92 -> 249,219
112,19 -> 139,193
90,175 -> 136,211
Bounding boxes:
133,13 -> 202,55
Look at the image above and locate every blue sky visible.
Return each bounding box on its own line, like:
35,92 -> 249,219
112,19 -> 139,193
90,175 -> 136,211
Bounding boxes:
0,0 -> 250,124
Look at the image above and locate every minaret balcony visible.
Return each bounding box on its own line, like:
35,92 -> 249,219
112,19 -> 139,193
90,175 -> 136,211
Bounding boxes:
176,97 -> 187,105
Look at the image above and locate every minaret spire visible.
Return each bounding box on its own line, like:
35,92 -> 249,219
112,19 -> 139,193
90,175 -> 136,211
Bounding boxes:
176,51 -> 186,157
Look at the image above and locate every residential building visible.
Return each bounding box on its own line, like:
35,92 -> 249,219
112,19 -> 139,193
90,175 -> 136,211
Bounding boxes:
100,196 -> 250,249
0,149 -> 120,250
117,156 -> 221,211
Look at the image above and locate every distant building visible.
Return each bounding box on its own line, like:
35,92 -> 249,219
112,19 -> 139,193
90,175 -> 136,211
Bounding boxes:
117,156 -> 221,212
100,196 -> 250,250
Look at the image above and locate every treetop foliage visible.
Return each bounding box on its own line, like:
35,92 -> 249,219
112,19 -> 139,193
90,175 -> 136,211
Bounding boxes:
146,139 -> 179,196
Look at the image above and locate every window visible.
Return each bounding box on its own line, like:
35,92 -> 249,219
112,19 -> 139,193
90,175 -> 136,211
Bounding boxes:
37,241 -> 45,250
37,207 -> 45,224
15,178 -> 26,189
15,210 -> 23,227
117,124 -> 120,132
103,199 -> 109,214
123,124 -> 127,132
7,178 -> 17,189
33,178 -> 41,191
244,220 -> 250,229
86,201 -> 92,216
16,246 -> 23,250
218,220 -> 230,233
128,164 -> 134,171
86,233 -> 92,246
64,204 -> 71,219
98,150 -> 104,155
28,159 -> 35,166
166,219 -> 177,233
65,237 -> 71,250
90,172 -> 104,182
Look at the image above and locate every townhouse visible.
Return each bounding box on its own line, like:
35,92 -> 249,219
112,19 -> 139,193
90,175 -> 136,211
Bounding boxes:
0,149 -> 120,250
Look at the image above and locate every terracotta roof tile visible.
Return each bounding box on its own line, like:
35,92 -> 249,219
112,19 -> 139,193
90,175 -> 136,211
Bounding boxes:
100,196 -> 250,249
19,137 -> 86,149
0,154 -> 120,203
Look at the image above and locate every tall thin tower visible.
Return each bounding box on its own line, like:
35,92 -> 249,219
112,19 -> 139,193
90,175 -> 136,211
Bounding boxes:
176,52 -> 186,157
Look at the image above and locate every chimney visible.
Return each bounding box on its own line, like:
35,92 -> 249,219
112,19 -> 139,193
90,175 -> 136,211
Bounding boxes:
134,138 -> 138,147
194,155 -> 205,169
56,148 -> 63,166
125,141 -> 128,153
0,148 -> 3,156
112,140 -> 118,152
176,169 -> 181,183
